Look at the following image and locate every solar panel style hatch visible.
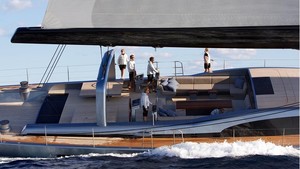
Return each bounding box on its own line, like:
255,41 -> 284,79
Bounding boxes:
36,94 -> 69,123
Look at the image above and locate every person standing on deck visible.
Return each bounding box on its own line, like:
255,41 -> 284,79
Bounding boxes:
117,49 -> 128,79
140,87 -> 152,121
203,48 -> 213,73
128,54 -> 136,91
147,56 -> 159,91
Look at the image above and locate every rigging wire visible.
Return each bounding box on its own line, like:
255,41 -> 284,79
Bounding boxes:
44,44 -> 66,84
37,44 -> 66,87
38,44 -> 61,87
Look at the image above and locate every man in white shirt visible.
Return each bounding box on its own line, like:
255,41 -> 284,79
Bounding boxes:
147,56 -> 159,91
203,48 -> 212,73
117,49 -> 128,79
128,54 -> 136,91
140,87 -> 152,121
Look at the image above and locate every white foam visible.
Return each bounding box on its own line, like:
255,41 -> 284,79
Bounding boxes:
0,153 -> 140,164
1,140 -> 298,163
76,153 -> 140,158
0,157 -> 50,164
148,139 -> 300,158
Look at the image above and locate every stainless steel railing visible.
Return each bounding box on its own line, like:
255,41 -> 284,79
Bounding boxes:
141,129 -> 185,149
0,59 -> 298,86
0,128 -> 298,148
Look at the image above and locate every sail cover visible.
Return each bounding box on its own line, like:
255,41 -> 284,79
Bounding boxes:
42,0 -> 299,29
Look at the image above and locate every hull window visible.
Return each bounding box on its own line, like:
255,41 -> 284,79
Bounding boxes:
252,77 -> 274,95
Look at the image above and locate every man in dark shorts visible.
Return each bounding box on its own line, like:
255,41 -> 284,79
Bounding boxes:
117,49 -> 128,79
203,48 -> 211,73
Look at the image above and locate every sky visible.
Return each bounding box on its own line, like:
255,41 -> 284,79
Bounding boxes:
0,0 -> 299,85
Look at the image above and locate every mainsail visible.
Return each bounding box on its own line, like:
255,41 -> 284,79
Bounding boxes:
11,0 -> 299,49
42,0 -> 298,29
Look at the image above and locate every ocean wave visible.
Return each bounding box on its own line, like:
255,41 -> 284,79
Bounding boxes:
75,153 -> 141,158
59,139 -> 300,159
147,139 -> 300,158
0,139 -> 299,163
0,157 -> 51,164
0,153 -> 141,164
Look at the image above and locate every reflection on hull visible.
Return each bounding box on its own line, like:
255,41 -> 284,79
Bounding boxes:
221,117 -> 299,137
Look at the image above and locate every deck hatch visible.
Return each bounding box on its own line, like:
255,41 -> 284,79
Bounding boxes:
36,94 -> 69,123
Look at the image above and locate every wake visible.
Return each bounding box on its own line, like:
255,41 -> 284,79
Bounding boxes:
1,139 -> 299,164
148,139 -> 300,158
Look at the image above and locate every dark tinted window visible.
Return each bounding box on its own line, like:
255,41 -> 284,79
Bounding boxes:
253,77 -> 274,95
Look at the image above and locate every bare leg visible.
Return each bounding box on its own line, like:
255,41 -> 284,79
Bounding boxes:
143,116 -> 147,122
121,69 -> 125,79
130,80 -> 135,91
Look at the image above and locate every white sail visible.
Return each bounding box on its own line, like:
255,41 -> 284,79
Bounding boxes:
42,0 -> 299,29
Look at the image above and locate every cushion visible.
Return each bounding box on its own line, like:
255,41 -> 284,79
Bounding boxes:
212,76 -> 230,84
175,77 -> 193,84
163,85 -> 172,91
158,108 -> 168,116
160,79 -> 169,86
194,84 -> 212,90
165,109 -> 177,117
167,82 -> 178,92
168,78 -> 179,86
194,76 -> 211,84
234,78 -> 245,89
177,84 -> 193,90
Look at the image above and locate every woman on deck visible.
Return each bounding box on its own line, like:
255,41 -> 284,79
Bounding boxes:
203,48 -> 212,73
117,49 -> 128,79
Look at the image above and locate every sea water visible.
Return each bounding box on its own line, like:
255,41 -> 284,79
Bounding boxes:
0,140 -> 299,169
